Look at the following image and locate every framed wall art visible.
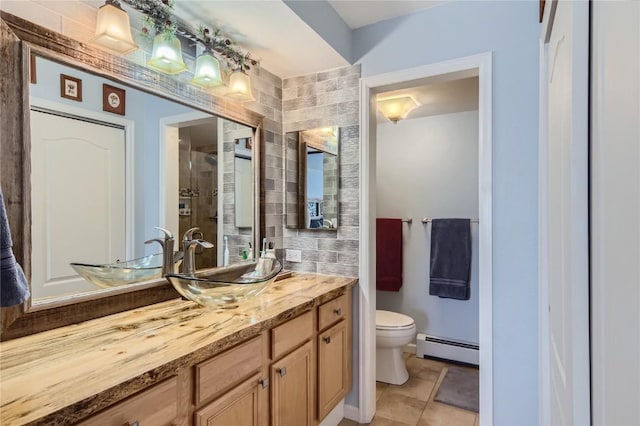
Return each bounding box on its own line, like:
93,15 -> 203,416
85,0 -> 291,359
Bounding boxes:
60,74 -> 82,101
103,84 -> 126,115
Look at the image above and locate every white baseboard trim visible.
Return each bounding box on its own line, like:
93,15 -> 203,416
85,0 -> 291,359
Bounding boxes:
344,404 -> 361,422
416,333 -> 479,365
319,400 -> 345,426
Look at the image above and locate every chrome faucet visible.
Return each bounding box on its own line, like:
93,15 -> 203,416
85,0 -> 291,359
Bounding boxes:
145,227 -> 179,276
182,227 -> 214,275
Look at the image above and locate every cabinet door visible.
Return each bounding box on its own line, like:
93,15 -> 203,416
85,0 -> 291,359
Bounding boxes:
271,341 -> 313,426
317,320 -> 348,420
195,373 -> 268,426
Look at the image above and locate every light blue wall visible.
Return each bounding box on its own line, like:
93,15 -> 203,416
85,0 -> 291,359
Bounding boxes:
30,57 -> 194,256
283,0 -> 353,63
376,111 -> 480,345
353,1 -> 540,424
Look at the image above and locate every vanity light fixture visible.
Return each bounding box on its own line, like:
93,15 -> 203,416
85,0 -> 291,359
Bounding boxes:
226,69 -> 256,102
146,33 -> 188,75
377,95 -> 420,124
90,0 -> 138,54
191,50 -> 223,88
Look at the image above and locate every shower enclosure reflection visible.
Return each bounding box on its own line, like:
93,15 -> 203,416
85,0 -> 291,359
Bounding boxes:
178,118 -> 254,270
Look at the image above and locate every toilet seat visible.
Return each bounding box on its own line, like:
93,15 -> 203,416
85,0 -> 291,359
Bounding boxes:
376,310 -> 415,330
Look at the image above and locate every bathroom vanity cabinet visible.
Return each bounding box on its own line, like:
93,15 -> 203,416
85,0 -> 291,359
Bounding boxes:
0,274 -> 355,425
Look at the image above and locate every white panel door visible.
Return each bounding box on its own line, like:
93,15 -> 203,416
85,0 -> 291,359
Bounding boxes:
590,2 -> 640,424
544,1 -> 590,425
31,110 -> 126,299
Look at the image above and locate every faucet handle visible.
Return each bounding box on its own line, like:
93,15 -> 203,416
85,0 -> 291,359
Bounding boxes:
183,227 -> 201,241
154,227 -> 174,240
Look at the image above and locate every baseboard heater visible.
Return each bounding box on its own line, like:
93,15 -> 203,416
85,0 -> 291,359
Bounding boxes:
416,333 -> 479,366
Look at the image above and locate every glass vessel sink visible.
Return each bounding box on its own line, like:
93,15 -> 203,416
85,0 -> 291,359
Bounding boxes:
70,253 -> 183,289
167,258 -> 283,308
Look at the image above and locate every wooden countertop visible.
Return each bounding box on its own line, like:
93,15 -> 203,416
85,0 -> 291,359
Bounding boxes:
0,273 -> 357,425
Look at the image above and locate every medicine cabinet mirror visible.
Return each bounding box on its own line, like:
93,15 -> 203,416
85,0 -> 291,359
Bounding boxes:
285,127 -> 340,230
0,12 -> 264,340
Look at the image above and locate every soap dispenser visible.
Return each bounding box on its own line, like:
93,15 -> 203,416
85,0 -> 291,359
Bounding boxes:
223,236 -> 230,266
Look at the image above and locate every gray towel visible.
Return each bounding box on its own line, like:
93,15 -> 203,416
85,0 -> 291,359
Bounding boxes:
1,189 -> 30,307
429,219 -> 471,300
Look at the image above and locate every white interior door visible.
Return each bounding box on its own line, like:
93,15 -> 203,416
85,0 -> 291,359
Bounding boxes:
544,1 -> 590,424
31,110 -> 126,299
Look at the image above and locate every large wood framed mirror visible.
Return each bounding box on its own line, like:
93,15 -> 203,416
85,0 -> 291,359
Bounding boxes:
0,12 -> 265,340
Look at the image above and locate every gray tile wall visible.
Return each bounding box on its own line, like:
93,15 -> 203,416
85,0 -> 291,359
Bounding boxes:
244,67 -> 285,255
282,65 -> 361,277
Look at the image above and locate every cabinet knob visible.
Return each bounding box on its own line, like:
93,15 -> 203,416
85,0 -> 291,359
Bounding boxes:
323,336 -> 331,344
259,377 -> 270,389
276,367 -> 287,377
333,308 -> 342,316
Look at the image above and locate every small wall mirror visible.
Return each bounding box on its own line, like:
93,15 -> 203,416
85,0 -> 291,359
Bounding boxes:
286,127 -> 339,230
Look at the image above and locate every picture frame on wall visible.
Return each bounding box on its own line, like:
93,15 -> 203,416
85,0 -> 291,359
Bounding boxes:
103,84 -> 126,115
60,74 -> 82,102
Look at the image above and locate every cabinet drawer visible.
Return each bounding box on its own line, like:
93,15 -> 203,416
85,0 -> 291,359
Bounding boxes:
196,335 -> 264,405
318,293 -> 348,331
77,377 -> 178,426
271,311 -> 313,360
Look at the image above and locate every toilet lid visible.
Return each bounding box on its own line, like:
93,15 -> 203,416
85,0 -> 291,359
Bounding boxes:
376,310 -> 415,330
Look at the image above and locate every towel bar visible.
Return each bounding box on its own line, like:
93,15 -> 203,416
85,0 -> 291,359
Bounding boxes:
421,218 -> 479,224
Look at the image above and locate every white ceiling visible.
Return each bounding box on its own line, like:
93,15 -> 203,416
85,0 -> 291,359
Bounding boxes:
79,0 -> 449,78
328,0 -> 447,29
163,1 -> 451,78
171,0 -> 349,78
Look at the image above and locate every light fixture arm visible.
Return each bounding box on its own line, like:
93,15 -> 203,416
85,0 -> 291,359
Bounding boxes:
120,0 -> 257,70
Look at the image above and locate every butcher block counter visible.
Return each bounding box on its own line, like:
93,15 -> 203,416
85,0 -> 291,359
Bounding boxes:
0,273 -> 357,425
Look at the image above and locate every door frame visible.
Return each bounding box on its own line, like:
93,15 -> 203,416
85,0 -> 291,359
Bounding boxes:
356,52 -> 493,425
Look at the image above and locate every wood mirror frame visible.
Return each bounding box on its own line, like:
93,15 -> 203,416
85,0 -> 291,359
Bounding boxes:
0,12 -> 266,341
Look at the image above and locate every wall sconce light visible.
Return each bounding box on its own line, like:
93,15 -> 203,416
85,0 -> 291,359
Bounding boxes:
146,33 -> 188,75
191,50 -> 223,88
90,0 -> 138,54
377,95 -> 420,124
227,69 -> 256,102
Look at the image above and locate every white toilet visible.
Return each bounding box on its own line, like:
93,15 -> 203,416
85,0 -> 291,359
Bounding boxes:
376,310 -> 417,385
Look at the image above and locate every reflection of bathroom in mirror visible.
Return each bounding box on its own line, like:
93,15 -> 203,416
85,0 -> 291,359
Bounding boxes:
286,126 -> 339,230
28,54 -> 256,303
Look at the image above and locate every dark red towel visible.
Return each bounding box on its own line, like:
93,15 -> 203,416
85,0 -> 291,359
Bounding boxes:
376,218 -> 403,292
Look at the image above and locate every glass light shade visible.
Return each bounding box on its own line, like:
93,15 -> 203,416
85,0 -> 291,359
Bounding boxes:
191,52 -> 223,88
90,2 -> 138,54
147,34 -> 188,75
227,70 -> 256,102
377,96 -> 420,124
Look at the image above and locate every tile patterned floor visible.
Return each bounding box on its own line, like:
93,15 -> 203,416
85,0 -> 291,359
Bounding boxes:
339,354 -> 479,426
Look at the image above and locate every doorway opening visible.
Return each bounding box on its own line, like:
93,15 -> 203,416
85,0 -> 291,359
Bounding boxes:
356,53 -> 493,425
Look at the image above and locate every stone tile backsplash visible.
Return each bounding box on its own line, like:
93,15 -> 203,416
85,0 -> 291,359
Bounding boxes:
282,65 -> 361,278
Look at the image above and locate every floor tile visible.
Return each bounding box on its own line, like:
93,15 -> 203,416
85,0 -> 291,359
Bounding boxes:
375,392 -> 427,426
376,381 -> 388,401
386,377 -> 437,402
417,401 -> 477,426
338,419 -> 362,426
370,415 -> 414,426
406,357 -> 443,382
